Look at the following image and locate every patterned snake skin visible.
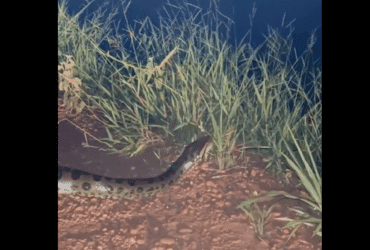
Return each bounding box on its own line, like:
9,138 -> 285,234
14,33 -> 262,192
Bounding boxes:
58,136 -> 212,199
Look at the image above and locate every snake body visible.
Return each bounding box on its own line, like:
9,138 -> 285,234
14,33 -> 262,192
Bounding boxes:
58,136 -> 211,199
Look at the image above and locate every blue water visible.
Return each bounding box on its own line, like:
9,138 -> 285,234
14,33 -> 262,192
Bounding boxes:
61,0 -> 321,64
60,0 -> 321,111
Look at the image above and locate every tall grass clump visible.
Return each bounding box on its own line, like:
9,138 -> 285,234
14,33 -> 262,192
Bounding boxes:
58,0 -> 321,237
58,0 -> 252,157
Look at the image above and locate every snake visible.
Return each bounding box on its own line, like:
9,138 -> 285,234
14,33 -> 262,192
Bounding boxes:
58,136 -> 212,200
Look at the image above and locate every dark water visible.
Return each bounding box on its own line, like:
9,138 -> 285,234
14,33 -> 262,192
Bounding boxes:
60,0 -> 321,64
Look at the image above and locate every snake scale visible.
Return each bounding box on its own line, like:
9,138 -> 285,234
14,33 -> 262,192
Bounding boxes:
58,136 -> 212,199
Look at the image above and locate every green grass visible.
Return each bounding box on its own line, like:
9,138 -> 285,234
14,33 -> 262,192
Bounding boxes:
238,202 -> 277,237
58,0 -> 321,238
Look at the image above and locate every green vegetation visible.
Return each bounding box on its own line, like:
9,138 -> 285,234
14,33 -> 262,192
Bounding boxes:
238,202 -> 277,237
237,129 -> 322,239
58,0 -> 321,238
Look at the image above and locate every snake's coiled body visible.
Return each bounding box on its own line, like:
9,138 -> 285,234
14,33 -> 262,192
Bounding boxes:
58,136 -> 211,199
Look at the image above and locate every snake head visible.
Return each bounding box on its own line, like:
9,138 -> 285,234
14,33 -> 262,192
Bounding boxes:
182,136 -> 212,162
